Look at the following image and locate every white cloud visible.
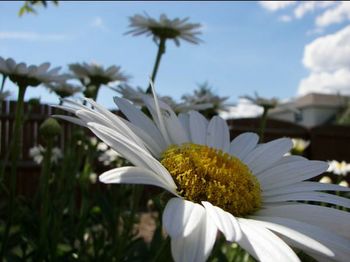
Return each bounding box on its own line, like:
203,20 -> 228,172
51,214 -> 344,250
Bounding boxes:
298,25 -> 350,95
0,31 -> 67,41
294,1 -> 335,19
219,98 -> 262,119
298,69 -> 350,95
303,25 -> 350,72
259,1 -> 296,12
278,15 -> 292,22
90,16 -> 109,32
315,2 -> 350,28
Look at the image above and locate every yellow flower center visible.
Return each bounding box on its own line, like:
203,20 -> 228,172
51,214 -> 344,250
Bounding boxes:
161,143 -> 262,217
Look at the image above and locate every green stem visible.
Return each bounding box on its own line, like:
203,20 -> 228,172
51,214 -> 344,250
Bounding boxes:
0,85 -> 27,260
146,38 -> 166,94
259,107 -> 269,143
39,139 -> 53,260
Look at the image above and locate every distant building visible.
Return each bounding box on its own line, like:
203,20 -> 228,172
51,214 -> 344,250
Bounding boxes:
268,93 -> 350,128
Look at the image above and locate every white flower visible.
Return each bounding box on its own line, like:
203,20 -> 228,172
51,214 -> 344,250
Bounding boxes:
29,145 -> 44,164
98,148 -> 120,166
56,89 -> 350,262
241,92 -> 278,110
97,142 -> 108,151
339,180 -> 349,188
328,160 -> 350,176
46,82 -> 82,98
29,145 -> 62,164
69,62 -> 128,86
319,176 -> 332,184
115,84 -> 212,113
126,13 -> 202,46
89,173 -> 97,184
0,56 -> 68,87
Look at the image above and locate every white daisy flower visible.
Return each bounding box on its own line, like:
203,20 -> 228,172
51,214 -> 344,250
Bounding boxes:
126,13 -> 202,46
54,88 -> 350,262
328,160 -> 350,176
69,62 -> 128,87
46,82 -> 82,98
29,145 -> 62,165
0,56 -> 68,87
115,84 -> 212,113
241,92 -> 278,110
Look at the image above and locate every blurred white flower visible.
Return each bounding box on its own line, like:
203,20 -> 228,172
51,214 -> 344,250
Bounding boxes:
98,148 -> 120,166
339,180 -> 349,188
69,62 -> 128,86
89,137 -> 98,147
29,145 -> 62,164
46,82 -> 82,98
89,173 -> 97,184
97,142 -> 108,152
327,160 -> 350,176
291,138 -> 310,155
0,56 -> 68,87
241,92 -> 278,110
126,13 -> 202,46
115,84 -> 213,113
319,176 -> 332,184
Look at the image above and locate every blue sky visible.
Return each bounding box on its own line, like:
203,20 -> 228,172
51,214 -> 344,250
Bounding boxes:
1,1 -> 349,110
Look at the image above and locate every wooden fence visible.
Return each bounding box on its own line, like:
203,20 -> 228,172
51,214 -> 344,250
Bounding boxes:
1,100 -> 350,195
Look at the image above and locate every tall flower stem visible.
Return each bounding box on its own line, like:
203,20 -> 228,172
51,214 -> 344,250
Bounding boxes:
38,139 -> 53,259
259,107 -> 269,143
0,85 -> 27,260
146,38 -> 166,94
0,75 -> 6,93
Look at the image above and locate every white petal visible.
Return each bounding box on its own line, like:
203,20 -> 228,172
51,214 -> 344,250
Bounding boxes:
189,110 -> 208,145
263,191 -> 350,208
263,181 -> 350,197
237,218 -> 300,262
36,62 -> 50,74
202,201 -> 242,242
87,123 -> 177,188
171,209 -> 217,262
250,216 -> 350,261
229,132 -> 259,160
113,97 -> 166,151
206,116 -> 230,152
259,160 -> 328,191
163,198 -> 205,238
256,203 -> 350,239
178,112 -> 190,138
15,63 -> 28,75
120,119 -> 164,157
243,138 -> 293,174
99,166 -> 176,193
52,115 -> 87,127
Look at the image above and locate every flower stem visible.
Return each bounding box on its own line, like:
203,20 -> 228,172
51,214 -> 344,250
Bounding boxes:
38,139 -> 53,259
147,38 -> 166,94
0,85 -> 27,260
259,107 -> 269,143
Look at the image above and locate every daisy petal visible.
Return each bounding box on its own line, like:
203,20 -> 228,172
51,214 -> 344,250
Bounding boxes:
251,216 -> 350,261
178,113 -> 190,137
256,204 -> 350,239
259,160 -> 328,190
237,218 -> 300,262
206,116 -> 230,152
113,96 -> 166,151
171,209 -> 217,262
189,110 -> 208,145
263,191 -> 350,208
263,181 -> 350,197
99,166 -> 175,193
202,201 -> 242,242
229,132 -> 259,160
163,198 -> 205,238
243,138 -> 293,174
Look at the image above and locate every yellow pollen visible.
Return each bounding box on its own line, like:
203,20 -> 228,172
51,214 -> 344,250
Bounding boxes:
161,143 -> 262,217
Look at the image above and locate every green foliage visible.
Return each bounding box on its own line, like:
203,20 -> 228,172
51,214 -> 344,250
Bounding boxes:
18,1 -> 59,17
